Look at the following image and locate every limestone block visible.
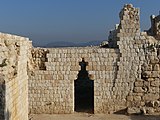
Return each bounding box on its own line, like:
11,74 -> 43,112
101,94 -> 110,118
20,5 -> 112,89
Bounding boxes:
134,87 -> 145,93
150,57 -> 159,64
143,81 -> 150,88
143,94 -> 159,101
86,65 -> 92,71
149,87 -> 159,93
147,107 -> 154,114
151,71 -> 159,78
70,65 -> 79,71
153,64 -> 159,71
127,107 -> 141,115
151,81 -> 159,87
44,74 -> 53,80
133,96 -> 141,101
105,66 -> 113,71
57,74 -> 64,80
134,81 -> 143,87
100,65 -> 106,71
127,96 -> 133,101
147,78 -> 154,81
136,79 -> 143,82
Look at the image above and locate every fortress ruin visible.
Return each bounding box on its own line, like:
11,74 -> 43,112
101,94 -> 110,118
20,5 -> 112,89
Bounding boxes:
1,4 -> 160,120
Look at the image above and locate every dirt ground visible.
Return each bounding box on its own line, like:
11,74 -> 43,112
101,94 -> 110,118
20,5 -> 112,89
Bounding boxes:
30,113 -> 160,120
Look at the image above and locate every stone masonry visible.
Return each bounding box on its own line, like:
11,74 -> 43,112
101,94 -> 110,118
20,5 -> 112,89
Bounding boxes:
29,47 -> 120,114
1,3 -> 160,120
0,33 -> 31,120
28,4 -> 160,115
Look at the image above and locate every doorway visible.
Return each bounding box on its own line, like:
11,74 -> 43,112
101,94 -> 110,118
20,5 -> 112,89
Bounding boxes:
74,58 -> 94,113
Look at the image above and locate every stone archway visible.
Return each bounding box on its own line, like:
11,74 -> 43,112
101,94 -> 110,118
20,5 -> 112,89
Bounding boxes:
74,58 -> 94,113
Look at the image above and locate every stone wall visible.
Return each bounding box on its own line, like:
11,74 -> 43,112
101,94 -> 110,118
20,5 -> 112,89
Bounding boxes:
29,47 -> 120,114
28,4 -> 160,115
127,43 -> 160,114
0,33 -> 31,120
110,4 -> 160,114
106,4 -> 160,114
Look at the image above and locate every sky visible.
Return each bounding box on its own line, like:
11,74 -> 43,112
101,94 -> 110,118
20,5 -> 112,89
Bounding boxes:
0,0 -> 160,46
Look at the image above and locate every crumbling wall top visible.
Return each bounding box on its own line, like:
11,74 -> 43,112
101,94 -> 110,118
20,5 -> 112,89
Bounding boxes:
148,14 -> 160,40
107,4 -> 140,48
0,32 -> 30,41
118,4 -> 140,33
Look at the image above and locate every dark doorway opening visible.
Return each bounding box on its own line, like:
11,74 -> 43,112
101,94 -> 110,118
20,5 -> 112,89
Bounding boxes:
74,58 -> 94,113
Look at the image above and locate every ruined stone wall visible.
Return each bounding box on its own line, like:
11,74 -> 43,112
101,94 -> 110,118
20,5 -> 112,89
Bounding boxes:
111,4 -> 144,112
148,15 -> 160,40
126,42 -> 160,114
0,33 -> 31,120
28,4 -> 160,115
29,47 -> 120,114
109,4 -> 160,114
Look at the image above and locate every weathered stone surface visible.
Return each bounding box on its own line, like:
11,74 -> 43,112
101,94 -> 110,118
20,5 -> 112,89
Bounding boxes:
151,71 -> 160,78
134,87 -> 145,93
153,64 -> 159,71
143,94 -> 159,101
0,33 -> 30,120
151,81 -> 159,87
127,107 -> 141,115
147,107 -> 155,114
127,96 -> 133,101
142,71 -> 152,78
134,81 -> 143,87
133,96 -> 141,101
148,101 -> 160,108
44,74 -> 53,80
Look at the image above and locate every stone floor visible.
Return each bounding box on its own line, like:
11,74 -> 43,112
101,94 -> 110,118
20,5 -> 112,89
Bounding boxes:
29,113 -> 160,120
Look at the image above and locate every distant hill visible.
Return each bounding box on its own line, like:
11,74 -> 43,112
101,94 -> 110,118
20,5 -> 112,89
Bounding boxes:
78,40 -> 103,47
45,41 -> 77,47
45,40 -> 104,48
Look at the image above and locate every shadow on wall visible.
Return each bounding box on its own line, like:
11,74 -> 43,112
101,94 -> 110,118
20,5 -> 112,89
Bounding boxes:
0,76 -> 5,120
74,58 -> 94,114
5,110 -> 10,120
0,74 -> 11,120
0,75 -> 14,120
114,108 -> 128,115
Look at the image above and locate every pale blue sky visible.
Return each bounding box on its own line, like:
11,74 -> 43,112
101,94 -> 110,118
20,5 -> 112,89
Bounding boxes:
0,0 -> 159,46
